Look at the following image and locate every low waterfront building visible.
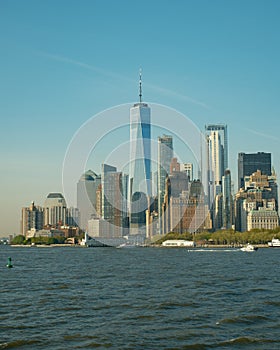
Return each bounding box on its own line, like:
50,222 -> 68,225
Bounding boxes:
162,239 -> 195,247
247,208 -> 279,231
26,228 -> 65,238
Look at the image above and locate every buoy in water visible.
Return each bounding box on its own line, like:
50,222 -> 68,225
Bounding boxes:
6,257 -> 13,268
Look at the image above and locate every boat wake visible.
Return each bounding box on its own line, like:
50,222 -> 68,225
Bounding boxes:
188,248 -> 240,252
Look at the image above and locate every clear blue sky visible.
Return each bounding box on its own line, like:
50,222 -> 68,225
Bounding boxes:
1,0 -> 279,235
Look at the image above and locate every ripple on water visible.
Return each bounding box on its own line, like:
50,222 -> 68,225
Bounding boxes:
1,246 -> 280,349
0,339 -> 41,349
218,314 -> 271,325
217,336 -> 278,347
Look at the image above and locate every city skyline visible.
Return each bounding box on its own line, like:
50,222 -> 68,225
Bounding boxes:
1,0 -> 280,235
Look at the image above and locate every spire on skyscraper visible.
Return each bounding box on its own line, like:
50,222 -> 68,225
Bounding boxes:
139,68 -> 142,103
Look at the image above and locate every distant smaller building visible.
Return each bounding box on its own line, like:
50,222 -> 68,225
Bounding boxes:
21,201 -> 44,236
87,218 -> 112,238
181,163 -> 193,181
162,240 -> 195,247
26,228 -> 65,238
44,193 -> 67,226
247,208 -> 279,231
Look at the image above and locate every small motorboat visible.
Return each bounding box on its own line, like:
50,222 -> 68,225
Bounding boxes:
240,243 -> 258,252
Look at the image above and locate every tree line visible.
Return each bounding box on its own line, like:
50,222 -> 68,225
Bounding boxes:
154,227 -> 280,246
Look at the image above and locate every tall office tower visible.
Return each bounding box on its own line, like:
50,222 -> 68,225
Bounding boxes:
21,201 -> 44,236
205,124 -> 228,198
101,163 -> 124,237
205,124 -> 228,229
208,131 -> 223,193
222,169 -> 232,229
205,124 -> 228,172
238,152 -> 271,190
181,163 -> 194,181
157,135 -> 173,233
77,170 -> 101,230
129,72 -> 151,230
44,193 -> 67,226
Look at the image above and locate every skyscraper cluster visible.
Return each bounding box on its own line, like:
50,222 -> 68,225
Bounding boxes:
21,76 -> 279,241
21,193 -> 80,238
73,78 -> 279,240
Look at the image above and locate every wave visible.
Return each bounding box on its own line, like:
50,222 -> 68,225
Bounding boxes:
188,249 -> 240,252
218,314 -> 270,325
217,336 -> 277,346
0,340 -> 40,349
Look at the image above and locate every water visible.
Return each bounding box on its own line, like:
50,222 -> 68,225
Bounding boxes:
0,246 -> 280,349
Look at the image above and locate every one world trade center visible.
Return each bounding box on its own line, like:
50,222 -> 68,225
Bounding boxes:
128,72 -> 151,231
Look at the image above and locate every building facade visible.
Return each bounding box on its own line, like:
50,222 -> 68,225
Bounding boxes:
101,164 -> 124,237
21,201 -> 44,236
247,209 -> 279,231
181,163 -> 194,181
238,152 -> 271,190
44,193 -> 67,226
157,135 -> 173,233
222,169 -> 233,229
128,76 -> 151,231
205,124 -> 228,230
77,170 -> 101,230
234,170 -> 278,231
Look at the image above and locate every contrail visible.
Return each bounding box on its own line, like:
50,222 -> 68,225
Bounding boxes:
37,51 -> 210,109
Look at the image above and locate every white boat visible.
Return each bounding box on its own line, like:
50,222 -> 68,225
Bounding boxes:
268,238 -> 280,247
240,243 -> 258,252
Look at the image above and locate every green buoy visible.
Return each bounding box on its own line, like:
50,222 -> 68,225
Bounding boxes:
6,257 -> 13,268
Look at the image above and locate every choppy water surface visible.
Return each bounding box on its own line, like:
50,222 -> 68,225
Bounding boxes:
0,246 -> 280,349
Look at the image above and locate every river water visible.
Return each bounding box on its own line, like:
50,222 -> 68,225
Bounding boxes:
0,246 -> 280,349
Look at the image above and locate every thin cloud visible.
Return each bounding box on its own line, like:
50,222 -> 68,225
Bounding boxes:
36,51 -> 131,82
245,128 -> 279,142
146,83 -> 211,110
36,51 -> 210,109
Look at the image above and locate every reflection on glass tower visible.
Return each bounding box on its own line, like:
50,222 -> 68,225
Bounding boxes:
128,72 -> 151,229
158,135 -> 173,233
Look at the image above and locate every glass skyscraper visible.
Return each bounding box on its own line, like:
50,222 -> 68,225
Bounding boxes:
101,163 -> 124,237
77,170 -> 101,230
157,135 -> 173,233
128,76 -> 151,229
222,169 -> 232,229
238,152 -> 271,190
205,124 -> 228,229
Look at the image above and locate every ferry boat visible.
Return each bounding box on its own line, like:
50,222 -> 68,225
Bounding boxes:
268,238 -> 280,247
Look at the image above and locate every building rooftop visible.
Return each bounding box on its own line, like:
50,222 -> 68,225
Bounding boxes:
47,193 -> 64,199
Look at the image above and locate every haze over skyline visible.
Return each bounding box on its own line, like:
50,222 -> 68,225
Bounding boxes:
1,0 -> 280,236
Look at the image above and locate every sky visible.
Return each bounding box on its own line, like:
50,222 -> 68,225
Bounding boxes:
0,0 -> 279,236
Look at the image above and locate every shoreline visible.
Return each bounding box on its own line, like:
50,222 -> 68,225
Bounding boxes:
7,243 -> 271,248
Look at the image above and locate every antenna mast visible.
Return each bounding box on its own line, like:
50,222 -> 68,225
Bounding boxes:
139,68 -> 142,103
